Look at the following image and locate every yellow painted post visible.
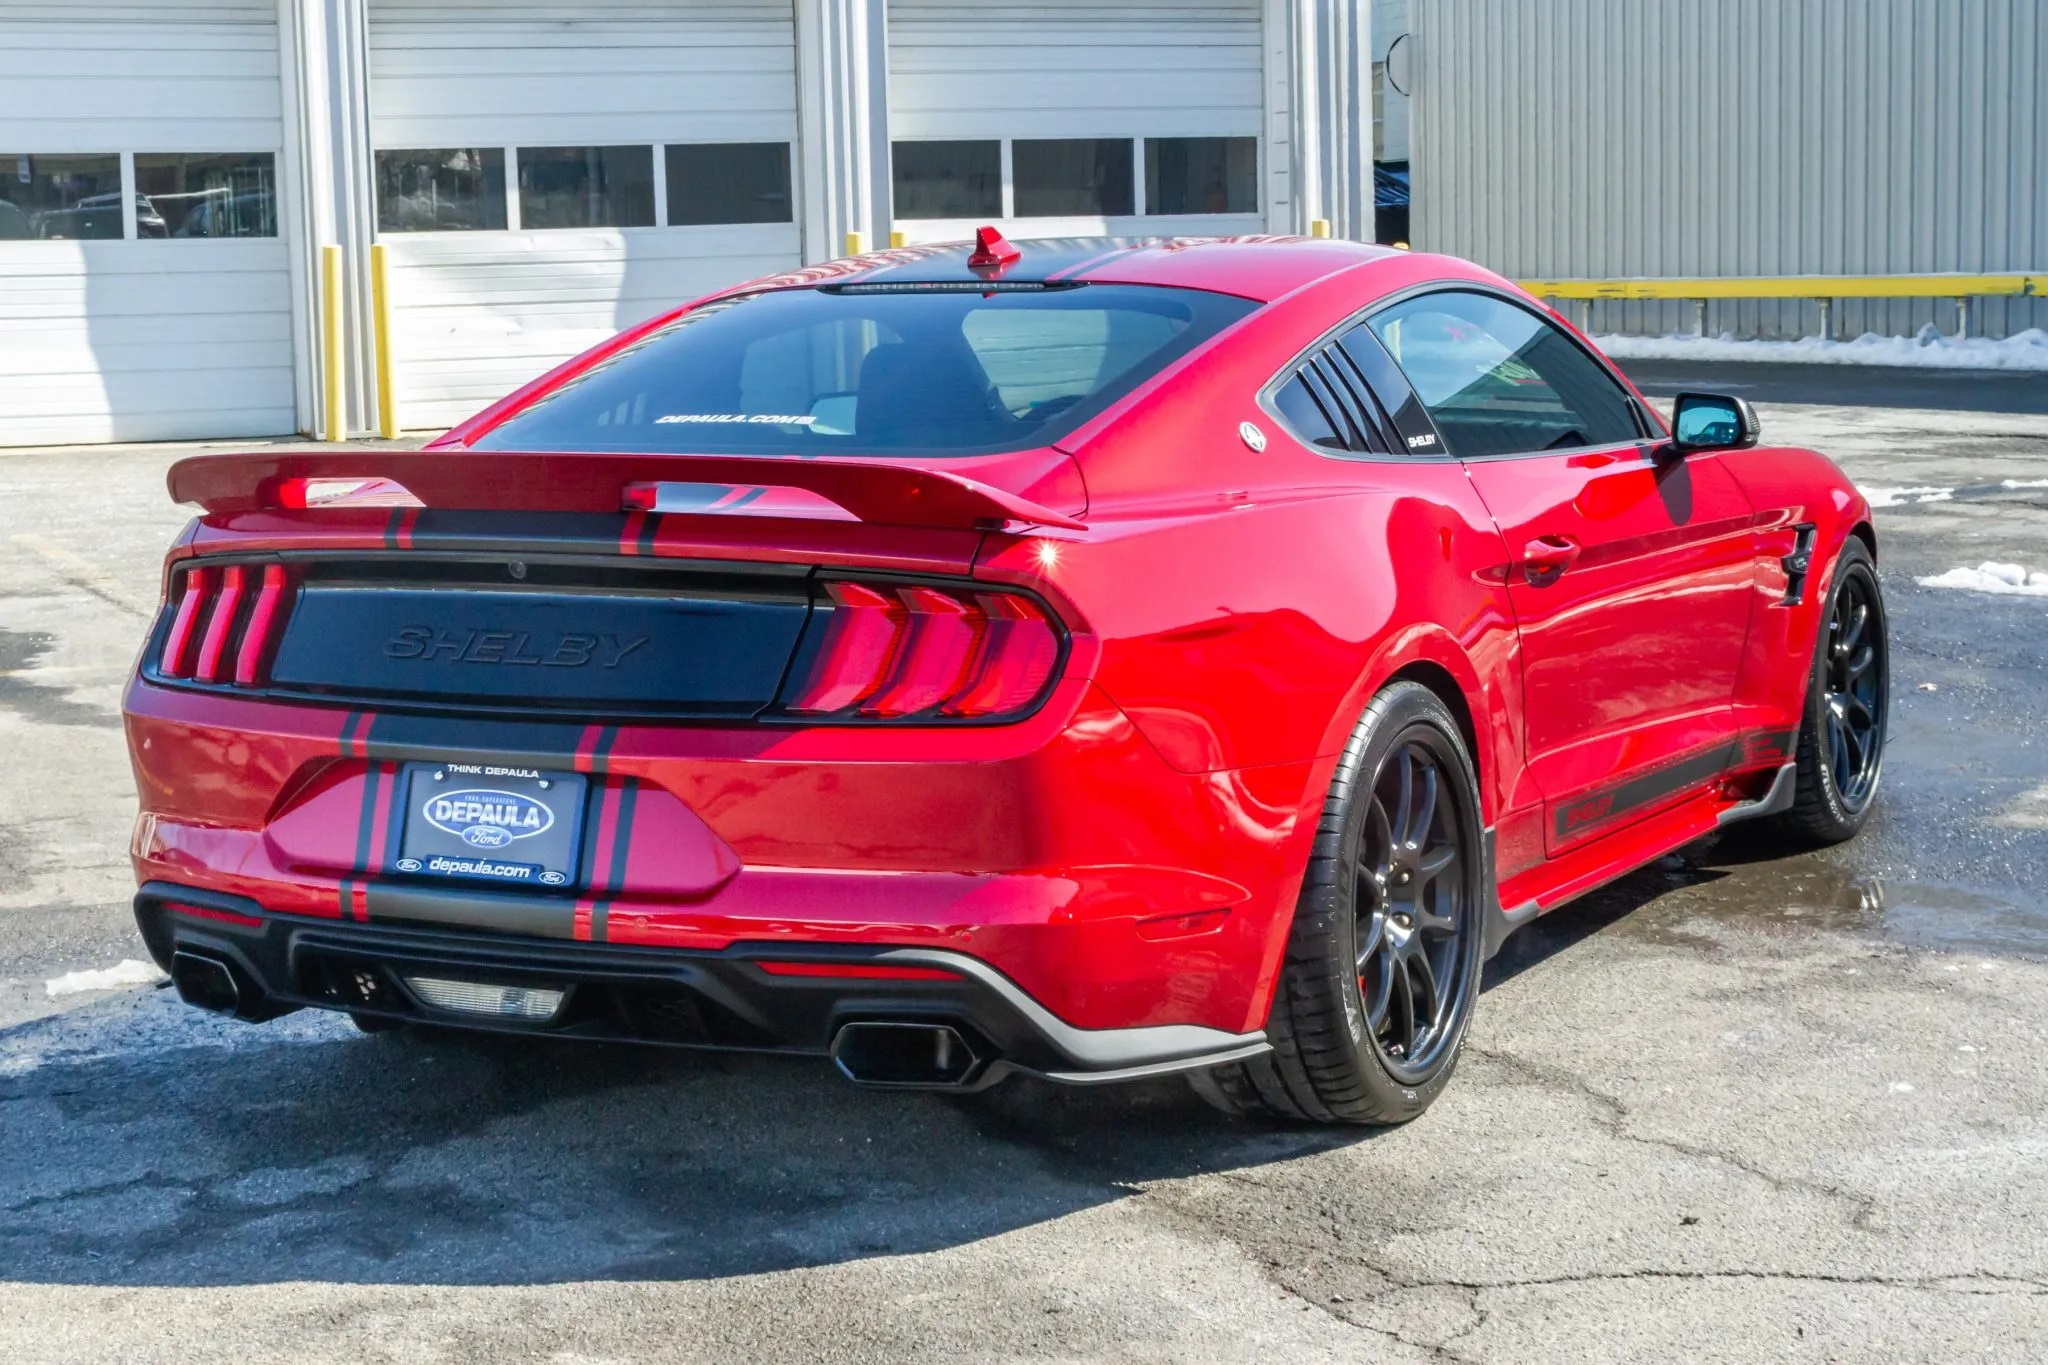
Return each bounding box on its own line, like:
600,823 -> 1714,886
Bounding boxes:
1309,218 -> 1331,238
889,230 -> 907,249
844,230 -> 866,256
369,243 -> 398,439
320,244 -> 344,444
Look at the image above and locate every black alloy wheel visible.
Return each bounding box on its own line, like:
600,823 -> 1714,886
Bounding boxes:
1194,681 -> 1485,1126
1771,537 -> 1888,846
1354,741 -> 1471,1079
1822,565 -> 1885,809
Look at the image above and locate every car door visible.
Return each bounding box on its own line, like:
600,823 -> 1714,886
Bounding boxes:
1363,289 -> 1758,856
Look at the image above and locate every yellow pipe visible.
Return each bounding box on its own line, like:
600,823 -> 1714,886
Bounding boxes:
889,230 -> 907,249
320,244 -> 343,444
369,243 -> 398,440
1309,218 -> 1331,238
1518,273 -> 2044,301
844,230 -> 866,257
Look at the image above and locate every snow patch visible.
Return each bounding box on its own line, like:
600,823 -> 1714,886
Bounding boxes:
2001,478 -> 2048,489
45,959 -> 166,997
1862,486 -> 1953,508
1596,327 -> 2048,371
1915,563 -> 2048,596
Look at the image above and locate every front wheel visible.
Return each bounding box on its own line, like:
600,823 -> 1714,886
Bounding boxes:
1767,537 -> 1888,847
1193,681 -> 1487,1125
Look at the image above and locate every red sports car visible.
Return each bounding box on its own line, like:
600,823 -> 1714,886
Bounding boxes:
126,232 -> 1887,1124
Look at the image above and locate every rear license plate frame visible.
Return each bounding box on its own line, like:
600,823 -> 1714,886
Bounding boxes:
393,762 -> 587,889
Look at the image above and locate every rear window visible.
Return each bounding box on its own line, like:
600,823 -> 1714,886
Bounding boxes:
471,283 -> 1258,456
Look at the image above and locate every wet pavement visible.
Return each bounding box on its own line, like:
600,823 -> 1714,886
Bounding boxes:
1,367 -> 2045,1362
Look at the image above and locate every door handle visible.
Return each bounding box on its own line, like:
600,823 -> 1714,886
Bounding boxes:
1522,534 -> 1581,579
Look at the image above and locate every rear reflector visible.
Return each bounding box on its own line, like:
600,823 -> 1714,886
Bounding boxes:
782,580 -> 1060,721
756,961 -> 959,982
156,562 -> 294,687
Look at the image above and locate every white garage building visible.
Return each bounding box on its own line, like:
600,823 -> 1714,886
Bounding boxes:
0,0 -> 1372,446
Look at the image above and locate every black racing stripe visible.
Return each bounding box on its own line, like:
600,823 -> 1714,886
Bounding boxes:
337,877 -> 355,919
354,761 -> 384,887
401,510 -> 632,552
592,778 -> 638,943
383,510 -> 404,550
722,487 -> 766,512
588,724 -> 621,777
636,512 -> 659,556
382,762 -> 410,867
338,709 -> 368,758
1555,740 -> 1738,841
357,713 -> 591,765
575,784 -> 608,891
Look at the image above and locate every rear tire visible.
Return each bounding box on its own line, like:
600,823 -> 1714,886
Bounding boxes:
1767,538 -> 1887,847
1194,681 -> 1487,1125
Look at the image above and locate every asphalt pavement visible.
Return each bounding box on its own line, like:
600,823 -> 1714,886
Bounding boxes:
1,364 -> 2045,1362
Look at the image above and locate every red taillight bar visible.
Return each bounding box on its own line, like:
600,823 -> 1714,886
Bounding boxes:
155,562 -> 293,690
943,593 -> 1060,717
784,580 -> 1060,721
234,564 -> 289,686
192,563 -> 247,683
158,566 -> 212,679
783,582 -> 906,713
859,586 -> 984,717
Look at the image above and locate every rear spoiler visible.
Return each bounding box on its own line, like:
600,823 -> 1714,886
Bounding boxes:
165,449 -> 1086,532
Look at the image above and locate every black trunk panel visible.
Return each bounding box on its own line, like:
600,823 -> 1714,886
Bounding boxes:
262,557 -> 811,717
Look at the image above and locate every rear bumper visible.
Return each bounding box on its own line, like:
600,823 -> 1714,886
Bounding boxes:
135,883 -> 1269,1087
125,677 -> 1325,1036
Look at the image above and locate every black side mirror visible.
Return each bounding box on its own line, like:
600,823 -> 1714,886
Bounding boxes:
1669,392 -> 1761,452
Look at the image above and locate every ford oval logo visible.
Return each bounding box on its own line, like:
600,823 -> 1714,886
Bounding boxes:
422,788 -> 555,848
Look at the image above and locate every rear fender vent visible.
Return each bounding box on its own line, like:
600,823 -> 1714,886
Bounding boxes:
158,562 -> 293,687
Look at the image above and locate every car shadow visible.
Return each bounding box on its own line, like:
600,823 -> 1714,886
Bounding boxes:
3,857 -> 1704,1292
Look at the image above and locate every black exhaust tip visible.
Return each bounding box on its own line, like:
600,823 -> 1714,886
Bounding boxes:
831,1021 -> 983,1088
170,951 -> 245,1015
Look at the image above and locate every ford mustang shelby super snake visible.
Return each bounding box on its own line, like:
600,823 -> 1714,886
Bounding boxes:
126,232 -> 1887,1124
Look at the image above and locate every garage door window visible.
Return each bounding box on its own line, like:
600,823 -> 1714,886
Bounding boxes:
664,143 -> 792,226
892,141 -> 1001,219
1013,139 -> 1134,217
1145,137 -> 1258,215
375,149 -> 507,232
518,146 -> 656,229
135,153 -> 276,238
0,154 -> 122,240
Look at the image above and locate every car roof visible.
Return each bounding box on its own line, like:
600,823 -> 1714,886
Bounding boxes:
728,234 -> 1423,305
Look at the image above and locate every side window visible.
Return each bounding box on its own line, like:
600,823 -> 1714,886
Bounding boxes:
1273,372 -> 1346,451
1367,290 -> 1640,457
1268,344 -> 1402,457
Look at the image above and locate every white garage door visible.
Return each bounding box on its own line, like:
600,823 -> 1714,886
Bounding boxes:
0,0 -> 295,447
886,0 -> 1269,241
369,0 -> 804,432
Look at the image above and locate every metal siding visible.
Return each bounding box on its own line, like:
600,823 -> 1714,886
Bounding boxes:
1413,0 -> 2048,339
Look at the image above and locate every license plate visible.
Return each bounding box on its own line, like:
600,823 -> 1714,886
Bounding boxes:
392,762 -> 587,889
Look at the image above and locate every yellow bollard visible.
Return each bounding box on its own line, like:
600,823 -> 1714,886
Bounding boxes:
889,230 -> 907,249
370,243 -> 398,440
320,244 -> 343,443
1309,218 -> 1330,239
844,231 -> 866,256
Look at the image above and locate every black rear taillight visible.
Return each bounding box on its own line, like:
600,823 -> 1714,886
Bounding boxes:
157,562 -> 292,687
781,580 -> 1061,721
